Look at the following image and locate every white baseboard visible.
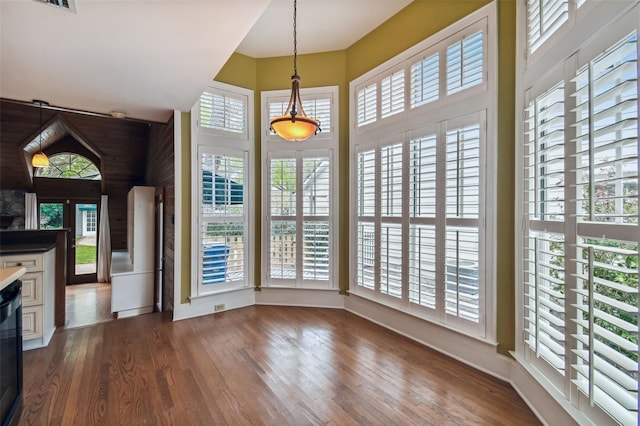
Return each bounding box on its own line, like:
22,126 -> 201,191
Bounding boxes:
255,287 -> 345,308
173,287 -> 256,321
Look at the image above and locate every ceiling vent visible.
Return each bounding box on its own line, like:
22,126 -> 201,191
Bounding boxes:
36,0 -> 77,13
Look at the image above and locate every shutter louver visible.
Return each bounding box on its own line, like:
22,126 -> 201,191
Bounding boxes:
446,124 -> 481,322
302,221 -> 330,280
199,91 -> 245,133
357,149 -> 376,290
357,222 -> 375,289
358,150 -> 376,216
302,157 -> 331,281
270,159 -> 297,216
200,153 -> 246,286
410,53 -> 439,108
381,143 -> 403,217
523,231 -> 566,373
380,223 -> 402,298
527,0 -> 569,53
409,224 -> 437,308
409,135 -> 437,309
357,84 -> 377,126
381,70 -> 405,118
527,82 -> 565,222
270,220 -> 296,279
447,30 -> 484,95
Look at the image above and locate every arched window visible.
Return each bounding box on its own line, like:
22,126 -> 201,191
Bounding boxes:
35,153 -> 101,180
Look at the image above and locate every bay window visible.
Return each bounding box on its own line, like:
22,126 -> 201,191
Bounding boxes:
350,4 -> 496,339
517,2 -> 639,424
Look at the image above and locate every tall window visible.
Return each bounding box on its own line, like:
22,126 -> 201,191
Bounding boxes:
351,5 -> 495,338
262,87 -> 339,288
517,2 -> 639,425
191,83 -> 253,296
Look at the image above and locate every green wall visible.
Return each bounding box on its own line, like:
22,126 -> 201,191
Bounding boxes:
180,0 -> 516,354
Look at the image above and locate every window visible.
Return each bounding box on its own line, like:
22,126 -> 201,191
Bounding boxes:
355,18 -> 487,131
191,82 -> 253,297
517,3 -> 639,424
262,87 -> 339,289
350,4 -> 495,338
35,153 -> 101,180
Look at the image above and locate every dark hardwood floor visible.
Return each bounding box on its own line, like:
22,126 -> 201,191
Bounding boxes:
19,306 -> 540,425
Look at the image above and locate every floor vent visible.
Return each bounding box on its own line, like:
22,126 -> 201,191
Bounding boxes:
36,0 -> 77,13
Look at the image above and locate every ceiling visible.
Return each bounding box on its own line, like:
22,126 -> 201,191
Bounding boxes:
0,0 -> 411,123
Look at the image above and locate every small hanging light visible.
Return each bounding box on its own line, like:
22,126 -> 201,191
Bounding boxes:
32,100 -> 50,168
269,0 -> 320,141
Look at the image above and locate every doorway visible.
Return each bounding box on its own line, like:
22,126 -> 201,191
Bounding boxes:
39,199 -> 99,284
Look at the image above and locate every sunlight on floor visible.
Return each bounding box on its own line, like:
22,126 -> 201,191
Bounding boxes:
65,283 -> 114,329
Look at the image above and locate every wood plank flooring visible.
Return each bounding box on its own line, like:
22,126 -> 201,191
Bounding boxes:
19,306 -> 541,425
65,283 -> 113,329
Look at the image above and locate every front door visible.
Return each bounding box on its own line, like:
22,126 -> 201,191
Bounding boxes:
39,199 -> 99,284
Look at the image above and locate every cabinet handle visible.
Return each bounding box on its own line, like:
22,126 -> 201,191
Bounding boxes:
17,262 -> 22,266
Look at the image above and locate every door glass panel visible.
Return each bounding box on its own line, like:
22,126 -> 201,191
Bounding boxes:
39,203 -> 64,229
75,203 -> 97,276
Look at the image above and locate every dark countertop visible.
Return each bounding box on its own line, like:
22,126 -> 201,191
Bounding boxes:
0,242 -> 57,255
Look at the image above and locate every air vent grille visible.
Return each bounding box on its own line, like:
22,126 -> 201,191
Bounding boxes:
36,0 -> 77,13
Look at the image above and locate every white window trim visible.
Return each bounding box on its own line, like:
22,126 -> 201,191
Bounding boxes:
261,86 -> 340,290
349,2 -> 497,343
190,81 -> 255,299
515,2 -> 640,425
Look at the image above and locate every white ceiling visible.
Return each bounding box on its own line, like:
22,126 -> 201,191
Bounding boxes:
0,0 -> 410,123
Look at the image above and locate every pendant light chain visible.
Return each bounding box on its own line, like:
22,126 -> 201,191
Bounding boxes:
293,0 -> 298,76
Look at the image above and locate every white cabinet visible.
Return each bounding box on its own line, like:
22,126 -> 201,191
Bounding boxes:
111,186 -> 155,318
1,249 -> 56,350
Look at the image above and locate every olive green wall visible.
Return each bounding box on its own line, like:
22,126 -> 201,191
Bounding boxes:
179,0 -> 516,354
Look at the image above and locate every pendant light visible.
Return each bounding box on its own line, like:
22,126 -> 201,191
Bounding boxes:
32,100 -> 50,168
269,0 -> 320,141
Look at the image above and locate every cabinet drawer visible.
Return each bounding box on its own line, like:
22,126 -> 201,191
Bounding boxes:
1,253 -> 43,272
21,272 -> 43,307
22,305 -> 43,341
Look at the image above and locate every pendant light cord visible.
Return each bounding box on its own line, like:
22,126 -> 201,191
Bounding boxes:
293,0 -> 297,76
39,102 -> 43,151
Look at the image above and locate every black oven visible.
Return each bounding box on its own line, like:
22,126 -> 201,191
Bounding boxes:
0,279 -> 22,426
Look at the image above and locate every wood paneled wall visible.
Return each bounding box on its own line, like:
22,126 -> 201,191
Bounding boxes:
146,117 -> 175,312
0,100 -> 151,250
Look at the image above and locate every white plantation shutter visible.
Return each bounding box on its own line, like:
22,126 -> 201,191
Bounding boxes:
199,151 -> 247,287
267,154 -> 333,285
409,134 -> 438,308
410,53 -> 439,108
527,0 -> 569,53
380,223 -> 402,298
447,30 -> 484,95
350,7 -> 493,338
381,143 -> 403,217
573,239 -> 638,425
269,158 -> 297,280
357,83 -> 377,126
522,79 -> 567,376
445,123 -> 481,322
570,32 -> 639,425
357,149 -> 376,290
302,157 -> 331,281
381,70 -> 405,118
199,91 -> 245,134
519,15 -> 639,424
523,231 -> 566,372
